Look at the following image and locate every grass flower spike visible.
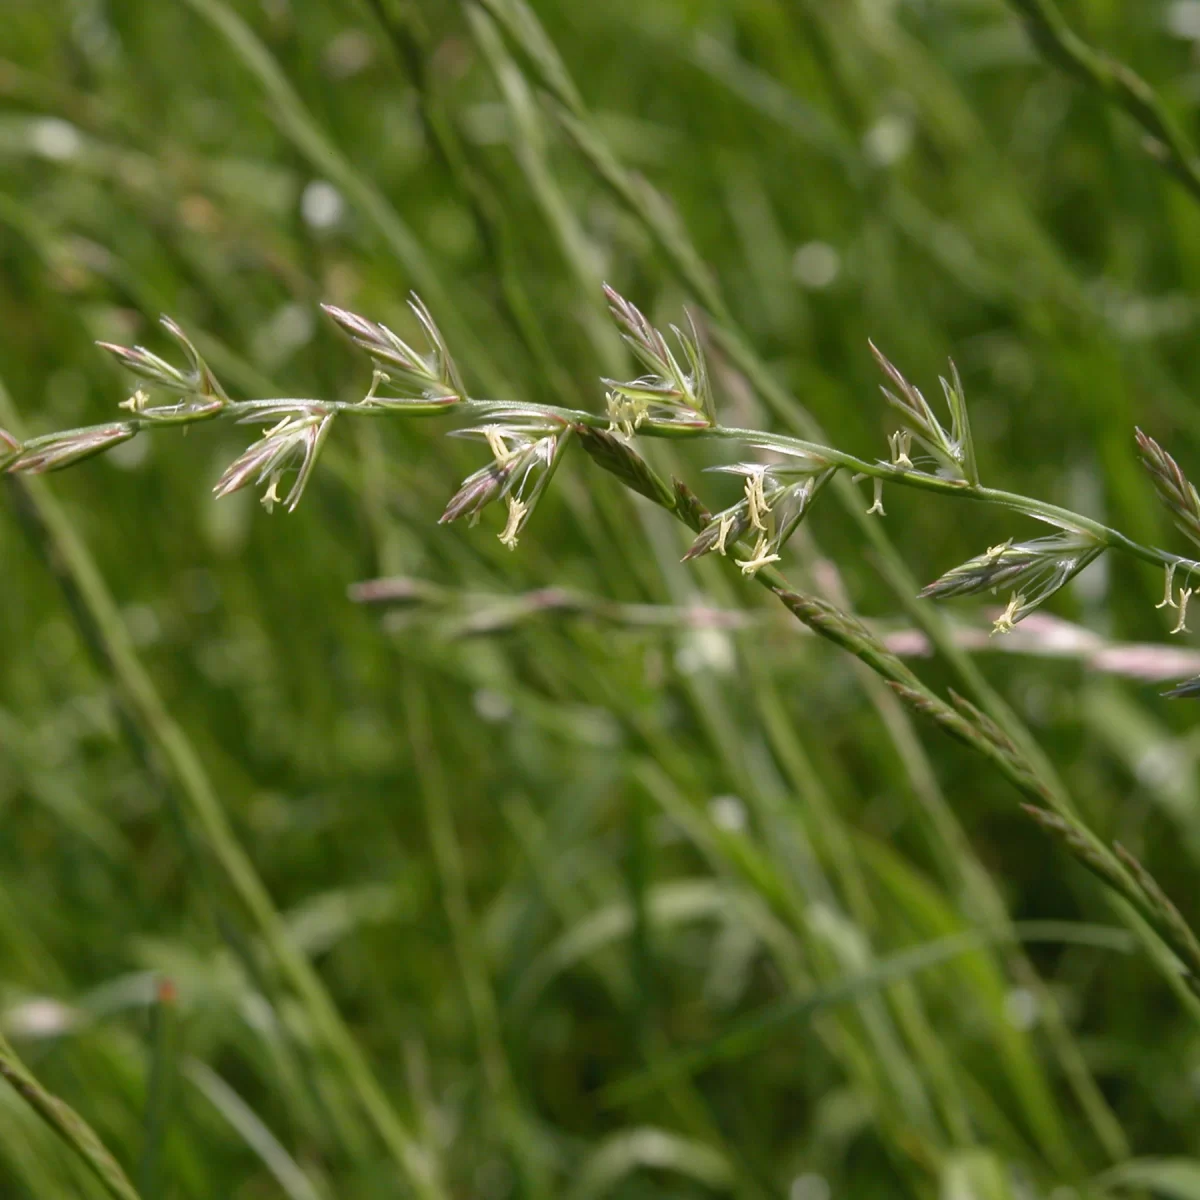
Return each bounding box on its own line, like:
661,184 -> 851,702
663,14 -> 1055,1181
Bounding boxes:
4,423 -> 136,475
98,315 -> 228,407
12,283 -> 1200,689
212,404 -> 335,512
322,296 -> 465,411
870,341 -> 978,484
684,458 -> 836,568
921,531 -> 1104,634
441,414 -> 571,549
602,283 -> 714,433
1135,428 -> 1200,550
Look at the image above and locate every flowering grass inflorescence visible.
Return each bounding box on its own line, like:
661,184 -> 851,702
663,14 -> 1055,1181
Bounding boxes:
8,285 -> 1200,680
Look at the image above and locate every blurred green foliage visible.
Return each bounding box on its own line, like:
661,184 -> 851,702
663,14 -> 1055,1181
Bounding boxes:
4,0 -> 1200,1196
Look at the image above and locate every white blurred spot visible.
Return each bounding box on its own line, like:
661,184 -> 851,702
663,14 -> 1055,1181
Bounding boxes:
252,301 -> 316,369
1004,987 -> 1039,1031
324,29 -> 374,78
675,628 -> 735,675
301,179 -> 345,230
790,1174 -> 831,1200
241,992 -> 277,1034
1135,742 -> 1185,791
709,794 -> 747,833
473,688 -> 513,723
1167,2 -> 1200,40
793,241 -> 841,290
30,118 -> 82,161
863,112 -> 913,167
4,998 -> 80,1038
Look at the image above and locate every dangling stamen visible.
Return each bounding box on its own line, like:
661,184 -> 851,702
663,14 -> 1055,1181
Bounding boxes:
888,430 -> 913,469
484,427 -> 512,464
991,593 -> 1023,636
119,389 -> 152,414
363,368 -> 388,404
261,475 -> 282,513
1172,586 -> 1193,635
712,512 -> 736,556
745,469 -> 771,533
737,535 -> 781,577
498,496 -> 528,550
1157,561 -> 1179,610
867,478 -> 885,516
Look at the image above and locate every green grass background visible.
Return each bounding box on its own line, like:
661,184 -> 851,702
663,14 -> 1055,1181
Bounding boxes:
3,0 -> 1200,1196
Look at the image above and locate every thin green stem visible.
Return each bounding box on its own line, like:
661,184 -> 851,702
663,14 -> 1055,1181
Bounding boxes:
710,427 -> 1198,571
14,396 -> 1198,580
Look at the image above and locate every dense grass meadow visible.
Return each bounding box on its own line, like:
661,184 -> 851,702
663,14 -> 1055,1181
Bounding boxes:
12,0 -> 1200,1195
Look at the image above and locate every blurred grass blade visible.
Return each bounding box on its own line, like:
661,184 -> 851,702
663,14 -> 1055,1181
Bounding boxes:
511,879 -> 793,1013
602,921 -> 1134,1106
185,1060 -> 324,1200
0,1032 -> 141,1200
565,1127 -> 733,1200
1094,1158 -> 1200,1198
137,979 -> 178,1199
1005,0 -> 1200,206
940,1150 -> 1018,1200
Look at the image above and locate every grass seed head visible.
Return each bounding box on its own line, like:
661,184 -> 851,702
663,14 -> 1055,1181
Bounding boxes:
98,316 -> 227,405
921,531 -> 1104,632
4,423 -> 136,474
1135,428 -> 1200,550
213,409 -> 334,513
322,296 -> 465,409
869,341 -> 977,483
602,283 -> 714,431
441,422 -> 565,548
